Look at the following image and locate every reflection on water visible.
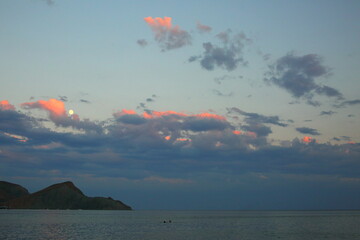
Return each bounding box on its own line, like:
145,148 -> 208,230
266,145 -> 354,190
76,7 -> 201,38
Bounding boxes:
1,210 -> 360,240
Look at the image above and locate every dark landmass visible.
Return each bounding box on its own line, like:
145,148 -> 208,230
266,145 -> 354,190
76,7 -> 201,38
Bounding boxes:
0,181 -> 132,210
0,181 -> 29,205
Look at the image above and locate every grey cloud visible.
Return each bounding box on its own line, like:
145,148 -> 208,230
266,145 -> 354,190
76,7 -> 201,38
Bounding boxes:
183,117 -> 230,132
58,96 -> 68,102
316,85 -> 344,99
228,107 -> 288,127
146,19 -> 191,51
265,53 -> 343,104
190,30 -> 250,71
196,22 -> 212,33
335,99 -> 360,108
42,0 -> 54,6
212,89 -> 233,97
340,136 -> 352,141
80,99 -> 91,104
116,114 -> 147,125
228,107 -> 287,137
296,127 -> 321,136
242,124 -> 272,137
320,110 -> 336,116
137,39 -> 148,47
213,75 -> 241,85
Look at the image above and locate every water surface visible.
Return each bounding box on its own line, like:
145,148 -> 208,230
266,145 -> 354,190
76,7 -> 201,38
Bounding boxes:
1,210 -> 360,239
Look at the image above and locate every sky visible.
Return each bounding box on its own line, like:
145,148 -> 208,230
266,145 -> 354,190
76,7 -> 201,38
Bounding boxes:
1,0 -> 360,210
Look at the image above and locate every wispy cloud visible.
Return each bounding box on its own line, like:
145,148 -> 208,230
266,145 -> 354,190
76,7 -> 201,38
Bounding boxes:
144,16 -> 191,51
296,127 -> 321,136
196,22 -> 212,33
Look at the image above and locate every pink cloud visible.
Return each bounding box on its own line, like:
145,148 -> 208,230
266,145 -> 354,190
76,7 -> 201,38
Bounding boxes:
21,99 -> 66,119
0,100 -> 15,110
196,22 -> 212,33
144,16 -> 191,51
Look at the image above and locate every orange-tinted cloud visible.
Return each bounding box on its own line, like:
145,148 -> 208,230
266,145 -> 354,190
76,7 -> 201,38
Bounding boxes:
176,138 -> 191,142
4,132 -> 28,142
21,99 -> 66,118
302,136 -> 313,143
0,100 -> 15,110
114,109 -> 137,117
143,110 -> 187,119
233,130 -> 242,135
246,132 -> 257,138
144,16 -> 191,51
195,113 -> 226,121
144,16 -> 172,29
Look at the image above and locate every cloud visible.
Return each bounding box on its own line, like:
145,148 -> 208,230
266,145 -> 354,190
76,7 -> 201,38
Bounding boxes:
137,39 -> 148,47
301,136 -> 315,143
42,0 -> 54,6
296,127 -> 321,136
213,75 -> 242,85
227,107 -> 287,138
21,98 -> 67,119
196,22 -> 212,33
2,99 -> 360,211
265,53 -> 343,104
320,110 -> 336,116
334,99 -> 360,108
144,16 -> 191,51
58,96 -> 68,102
212,89 -> 233,97
21,99 -> 102,133
80,99 -> 91,104
190,30 -> 250,71
0,100 -> 15,111
228,107 -> 288,127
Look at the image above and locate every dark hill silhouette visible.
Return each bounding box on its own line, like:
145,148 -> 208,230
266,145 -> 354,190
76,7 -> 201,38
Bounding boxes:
0,181 -> 29,206
1,181 -> 131,210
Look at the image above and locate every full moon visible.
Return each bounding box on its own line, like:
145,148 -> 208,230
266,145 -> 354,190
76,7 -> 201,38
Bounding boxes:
68,109 -> 74,115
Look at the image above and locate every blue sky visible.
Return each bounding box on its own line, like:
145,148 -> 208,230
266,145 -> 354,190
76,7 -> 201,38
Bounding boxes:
1,0 -> 360,210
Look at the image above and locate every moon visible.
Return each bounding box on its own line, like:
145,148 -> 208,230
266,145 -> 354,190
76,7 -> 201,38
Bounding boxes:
68,109 -> 74,115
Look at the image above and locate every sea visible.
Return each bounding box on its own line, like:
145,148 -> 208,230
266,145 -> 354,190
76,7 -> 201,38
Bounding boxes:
1,210 -> 360,240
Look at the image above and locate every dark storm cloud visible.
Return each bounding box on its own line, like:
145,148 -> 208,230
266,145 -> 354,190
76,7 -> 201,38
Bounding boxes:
189,30 -> 250,71
295,127 -> 321,136
265,53 -> 343,104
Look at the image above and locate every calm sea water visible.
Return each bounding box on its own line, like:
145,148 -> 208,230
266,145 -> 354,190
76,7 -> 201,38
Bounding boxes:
1,210 -> 360,240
